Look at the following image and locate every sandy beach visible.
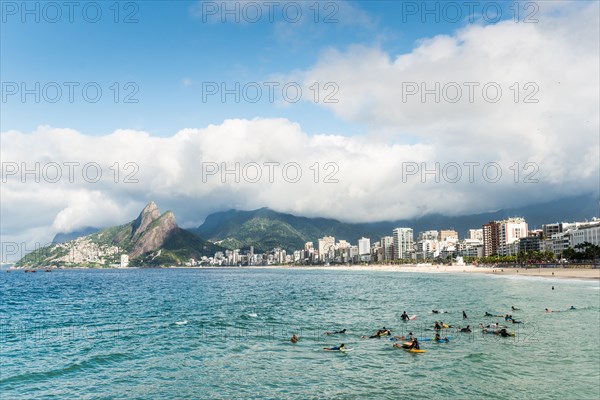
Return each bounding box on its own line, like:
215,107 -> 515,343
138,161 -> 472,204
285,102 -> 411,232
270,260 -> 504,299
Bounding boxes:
254,264 -> 600,280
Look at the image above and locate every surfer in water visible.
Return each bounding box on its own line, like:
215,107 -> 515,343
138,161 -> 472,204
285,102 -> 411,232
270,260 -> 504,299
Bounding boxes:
401,311 -> 410,321
434,333 -> 450,342
459,325 -> 472,333
406,338 -> 420,350
291,334 -> 299,343
512,306 -> 520,311
324,343 -> 346,351
369,327 -> 391,338
325,329 -> 347,335
498,329 -> 512,337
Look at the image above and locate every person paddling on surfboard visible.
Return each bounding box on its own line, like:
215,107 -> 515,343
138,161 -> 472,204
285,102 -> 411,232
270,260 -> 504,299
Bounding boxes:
364,327 -> 391,339
459,325 -> 472,333
324,343 -> 346,351
325,329 -> 346,335
407,338 -> 420,350
512,306 -> 520,311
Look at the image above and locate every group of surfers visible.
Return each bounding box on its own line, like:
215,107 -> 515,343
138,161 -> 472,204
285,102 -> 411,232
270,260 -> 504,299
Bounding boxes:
302,305 -> 577,351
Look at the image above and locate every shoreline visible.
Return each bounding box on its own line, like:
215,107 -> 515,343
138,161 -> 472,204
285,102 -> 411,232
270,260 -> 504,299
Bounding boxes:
243,264 -> 600,280
8,264 -> 599,280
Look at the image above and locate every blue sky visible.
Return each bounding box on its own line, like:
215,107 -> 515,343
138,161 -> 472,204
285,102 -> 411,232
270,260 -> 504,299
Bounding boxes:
1,0 -> 536,136
1,1 -> 598,258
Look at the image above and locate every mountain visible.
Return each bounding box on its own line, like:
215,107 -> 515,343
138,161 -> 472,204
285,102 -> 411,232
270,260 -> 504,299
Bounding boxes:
17,202 -> 221,268
192,193 -> 599,252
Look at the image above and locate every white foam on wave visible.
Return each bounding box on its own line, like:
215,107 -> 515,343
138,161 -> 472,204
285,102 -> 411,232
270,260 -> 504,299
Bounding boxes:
247,313 -> 258,318
175,320 -> 188,325
485,274 -> 599,285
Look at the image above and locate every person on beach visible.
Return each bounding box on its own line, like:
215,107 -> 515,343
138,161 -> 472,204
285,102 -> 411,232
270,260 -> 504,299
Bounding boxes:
291,334 -> 299,343
324,343 -> 346,351
463,311 -> 468,319
325,329 -> 346,335
401,311 -> 410,321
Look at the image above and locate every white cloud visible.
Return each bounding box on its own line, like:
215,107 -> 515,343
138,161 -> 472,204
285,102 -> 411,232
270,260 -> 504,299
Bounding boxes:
283,1 -> 599,190
1,2 -> 598,261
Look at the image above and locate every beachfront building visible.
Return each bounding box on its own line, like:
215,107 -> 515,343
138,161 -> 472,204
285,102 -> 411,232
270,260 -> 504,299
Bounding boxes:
519,236 -> 541,253
483,221 -> 500,256
469,229 -> 483,241
439,230 -> 458,242
418,230 -> 438,241
358,237 -> 370,255
498,218 -> 528,256
371,241 -> 384,262
393,228 -> 414,260
552,231 -> 572,257
346,245 -> 359,263
381,236 -> 394,261
458,239 -> 483,258
358,237 -> 371,262
543,223 -> 562,238
483,218 -> 528,256
318,236 -> 335,263
571,221 -> 600,247
416,231 -> 438,260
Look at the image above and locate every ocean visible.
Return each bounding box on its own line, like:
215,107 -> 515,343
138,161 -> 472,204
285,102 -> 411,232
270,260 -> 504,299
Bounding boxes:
1,268 -> 599,399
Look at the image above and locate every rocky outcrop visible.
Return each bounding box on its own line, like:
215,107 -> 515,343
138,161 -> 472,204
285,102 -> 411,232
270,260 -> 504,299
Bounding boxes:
131,201 -> 161,239
129,211 -> 177,258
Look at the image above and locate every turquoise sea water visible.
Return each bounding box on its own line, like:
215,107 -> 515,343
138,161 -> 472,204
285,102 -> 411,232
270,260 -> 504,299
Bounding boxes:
1,268 -> 599,399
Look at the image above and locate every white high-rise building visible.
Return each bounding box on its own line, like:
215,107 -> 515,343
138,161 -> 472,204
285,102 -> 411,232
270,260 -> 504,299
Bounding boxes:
318,236 -> 335,262
358,237 -> 371,255
393,228 -> 414,260
572,224 -> 600,247
498,218 -> 528,255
